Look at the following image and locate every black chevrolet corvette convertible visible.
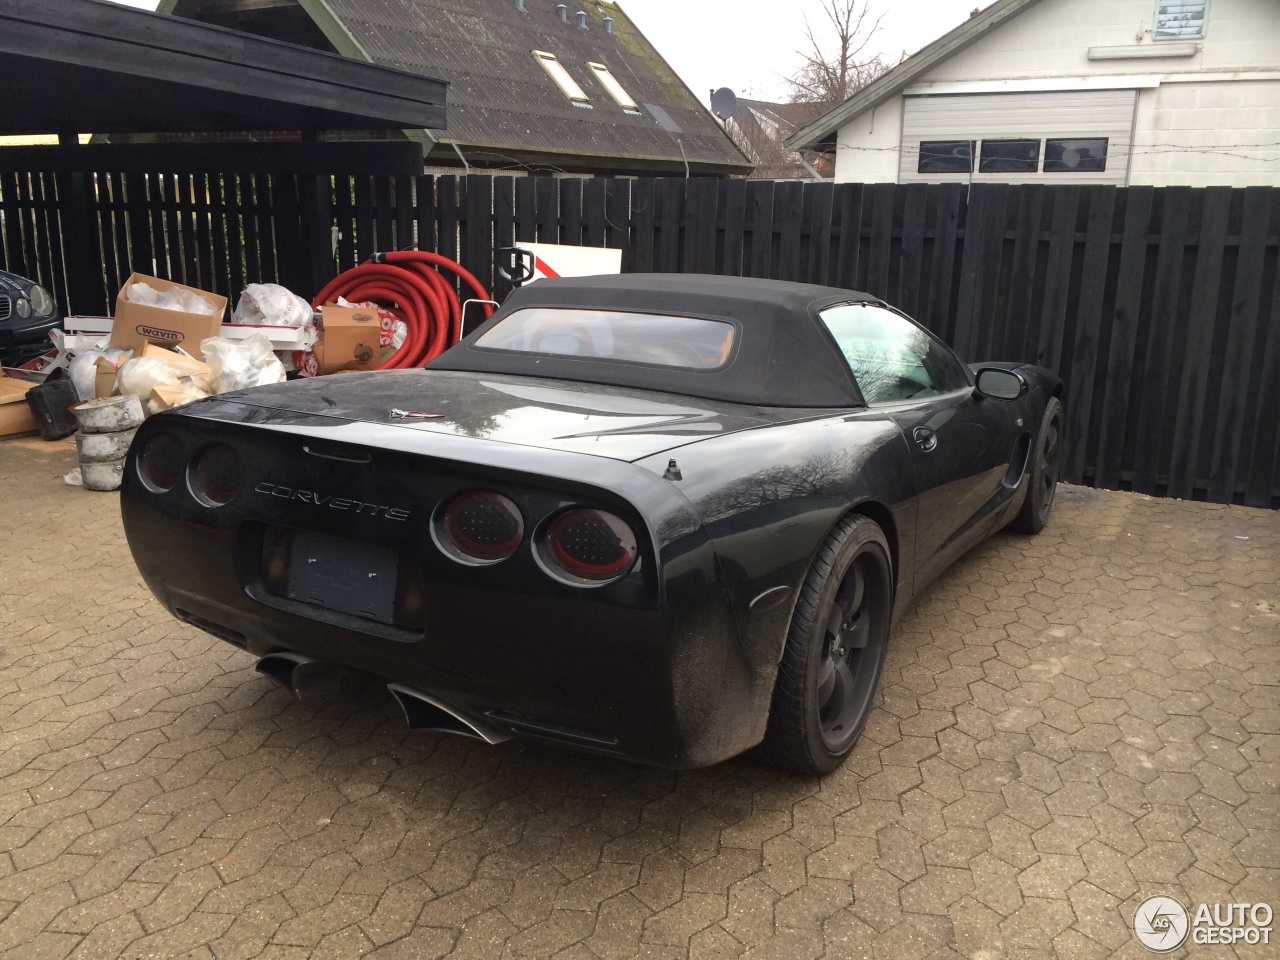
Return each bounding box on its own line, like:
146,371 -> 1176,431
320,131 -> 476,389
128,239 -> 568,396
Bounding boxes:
121,275 -> 1064,774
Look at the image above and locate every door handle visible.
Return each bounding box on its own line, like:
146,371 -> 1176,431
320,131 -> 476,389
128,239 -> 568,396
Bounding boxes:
913,426 -> 937,452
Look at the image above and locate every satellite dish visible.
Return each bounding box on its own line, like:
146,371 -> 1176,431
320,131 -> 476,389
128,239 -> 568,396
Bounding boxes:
710,87 -> 738,120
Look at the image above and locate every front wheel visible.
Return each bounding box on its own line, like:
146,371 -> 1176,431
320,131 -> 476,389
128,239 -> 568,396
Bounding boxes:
758,515 -> 893,775
1010,396 -> 1064,534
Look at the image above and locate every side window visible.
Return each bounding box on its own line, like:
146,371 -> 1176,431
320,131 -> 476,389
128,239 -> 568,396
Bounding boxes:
819,303 -> 970,404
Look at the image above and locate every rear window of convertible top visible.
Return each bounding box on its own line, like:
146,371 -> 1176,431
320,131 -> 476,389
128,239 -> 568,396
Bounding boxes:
474,307 -> 736,370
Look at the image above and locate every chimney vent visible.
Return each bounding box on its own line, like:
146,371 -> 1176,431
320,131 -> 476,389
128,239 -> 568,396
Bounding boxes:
576,10 -> 587,28
602,16 -> 613,32
554,4 -> 567,22
514,0 -> 524,10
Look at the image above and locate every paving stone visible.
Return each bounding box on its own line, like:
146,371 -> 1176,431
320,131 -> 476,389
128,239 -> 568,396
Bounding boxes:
2,438 -> 1277,960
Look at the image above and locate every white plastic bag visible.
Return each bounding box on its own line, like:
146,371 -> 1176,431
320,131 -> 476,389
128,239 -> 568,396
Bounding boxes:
201,333 -> 287,394
126,281 -> 220,316
69,344 -> 131,400
232,283 -> 313,327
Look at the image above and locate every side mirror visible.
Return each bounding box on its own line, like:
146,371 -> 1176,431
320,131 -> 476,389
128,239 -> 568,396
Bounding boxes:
975,367 -> 1026,401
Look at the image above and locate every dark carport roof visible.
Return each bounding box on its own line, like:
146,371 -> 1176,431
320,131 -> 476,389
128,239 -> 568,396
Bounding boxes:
0,0 -> 447,136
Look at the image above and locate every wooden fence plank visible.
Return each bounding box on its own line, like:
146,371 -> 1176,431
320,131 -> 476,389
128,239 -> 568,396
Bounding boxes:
1245,239 -> 1280,508
514,176 -> 536,245
774,181 -> 803,282
1132,186 -> 1190,495
416,175 -> 437,254
1003,184 -> 1043,361
1036,185 -> 1080,370
1167,188 -> 1231,499
492,176 -> 516,301
437,175 -> 460,262
685,178 -> 718,275
534,176 -> 558,245
353,173 -> 374,264
922,184 -> 961,340
374,174 -> 394,255
583,178 -> 606,247
395,174 -> 413,253
720,179 -> 747,277
1095,186 -> 1153,490
745,180 -> 774,279
630,177 -> 655,272
561,177 -> 583,248
463,174 -> 492,295
1063,185 -> 1116,484
603,176 -> 630,264
804,181 -> 835,286
865,183 -> 895,301
896,183 -> 927,318
834,183 -> 864,291
655,179 -> 683,273
1209,186 -> 1272,503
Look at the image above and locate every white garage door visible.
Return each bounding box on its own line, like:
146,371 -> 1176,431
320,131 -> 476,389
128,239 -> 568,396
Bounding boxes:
899,89 -> 1137,185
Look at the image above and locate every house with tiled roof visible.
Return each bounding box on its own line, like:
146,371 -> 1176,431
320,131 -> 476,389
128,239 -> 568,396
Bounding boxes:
158,0 -> 751,177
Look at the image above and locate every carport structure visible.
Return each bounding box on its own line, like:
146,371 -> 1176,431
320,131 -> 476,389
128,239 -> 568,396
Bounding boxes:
0,0 -> 448,313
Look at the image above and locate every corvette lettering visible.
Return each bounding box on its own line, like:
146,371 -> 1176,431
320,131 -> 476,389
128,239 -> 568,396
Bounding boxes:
254,481 -> 409,521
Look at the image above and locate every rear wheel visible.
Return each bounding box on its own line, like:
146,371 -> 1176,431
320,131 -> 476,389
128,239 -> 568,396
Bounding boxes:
758,515 -> 893,775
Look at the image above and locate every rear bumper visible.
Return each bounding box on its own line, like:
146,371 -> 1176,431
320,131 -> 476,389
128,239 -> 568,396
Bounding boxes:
119,430 -> 766,768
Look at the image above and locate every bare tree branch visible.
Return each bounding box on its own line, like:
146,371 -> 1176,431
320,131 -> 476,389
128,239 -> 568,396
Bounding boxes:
785,0 -> 893,106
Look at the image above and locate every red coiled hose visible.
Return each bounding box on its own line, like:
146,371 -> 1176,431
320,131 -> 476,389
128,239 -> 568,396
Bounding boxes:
311,251 -> 493,369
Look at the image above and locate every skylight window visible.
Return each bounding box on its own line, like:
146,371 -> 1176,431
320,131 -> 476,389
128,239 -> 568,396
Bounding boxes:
532,50 -> 591,105
587,62 -> 639,111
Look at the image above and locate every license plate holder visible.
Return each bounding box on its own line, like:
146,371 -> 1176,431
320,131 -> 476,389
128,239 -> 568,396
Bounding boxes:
286,529 -> 400,623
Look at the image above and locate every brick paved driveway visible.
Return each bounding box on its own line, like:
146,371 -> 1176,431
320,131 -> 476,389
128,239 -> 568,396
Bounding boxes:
1,437 -> 1277,960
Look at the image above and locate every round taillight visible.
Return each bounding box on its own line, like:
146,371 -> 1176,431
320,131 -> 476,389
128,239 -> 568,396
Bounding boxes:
541,508 -> 638,584
137,432 -> 184,492
435,492 -> 524,565
188,444 -> 245,506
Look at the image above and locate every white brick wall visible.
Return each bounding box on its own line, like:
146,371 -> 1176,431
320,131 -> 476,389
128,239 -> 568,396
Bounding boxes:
833,0 -> 1280,186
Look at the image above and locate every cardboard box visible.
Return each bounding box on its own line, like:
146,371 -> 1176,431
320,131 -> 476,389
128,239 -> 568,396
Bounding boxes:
314,304 -> 380,374
140,343 -> 213,395
0,376 -> 38,438
94,357 -> 123,398
110,272 -> 226,354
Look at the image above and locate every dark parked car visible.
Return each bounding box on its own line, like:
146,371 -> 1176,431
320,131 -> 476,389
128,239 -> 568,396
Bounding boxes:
121,275 -> 1064,774
0,269 -> 62,366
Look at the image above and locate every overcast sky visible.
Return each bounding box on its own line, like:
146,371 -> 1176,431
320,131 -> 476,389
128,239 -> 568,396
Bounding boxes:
108,0 -> 994,106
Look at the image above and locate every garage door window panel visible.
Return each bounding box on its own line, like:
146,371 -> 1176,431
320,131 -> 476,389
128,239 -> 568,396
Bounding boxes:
918,140 -> 974,174
820,304 -> 969,405
979,139 -> 1040,173
1043,138 -> 1108,173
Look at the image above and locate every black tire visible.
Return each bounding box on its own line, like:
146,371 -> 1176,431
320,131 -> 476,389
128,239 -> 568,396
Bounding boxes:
758,514 -> 893,775
1010,396 -> 1064,535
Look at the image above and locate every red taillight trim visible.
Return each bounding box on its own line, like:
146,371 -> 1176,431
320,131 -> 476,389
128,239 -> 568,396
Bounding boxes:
545,509 -> 637,582
189,443 -> 245,507
436,491 -> 524,564
138,431 -> 184,492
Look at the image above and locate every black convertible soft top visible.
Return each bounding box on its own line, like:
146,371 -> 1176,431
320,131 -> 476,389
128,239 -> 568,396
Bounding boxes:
429,274 -> 877,407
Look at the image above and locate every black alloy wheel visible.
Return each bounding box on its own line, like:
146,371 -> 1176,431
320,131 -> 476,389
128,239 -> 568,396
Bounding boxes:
1011,396 -> 1064,534
759,514 -> 893,775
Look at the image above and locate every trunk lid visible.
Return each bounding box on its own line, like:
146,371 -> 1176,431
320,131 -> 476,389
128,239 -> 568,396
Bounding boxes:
220,369 -> 814,462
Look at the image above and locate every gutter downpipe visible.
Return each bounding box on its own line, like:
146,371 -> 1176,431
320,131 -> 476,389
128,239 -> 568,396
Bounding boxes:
449,139 -> 471,175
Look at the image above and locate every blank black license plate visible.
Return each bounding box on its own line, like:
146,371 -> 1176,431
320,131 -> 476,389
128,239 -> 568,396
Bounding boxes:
286,529 -> 400,623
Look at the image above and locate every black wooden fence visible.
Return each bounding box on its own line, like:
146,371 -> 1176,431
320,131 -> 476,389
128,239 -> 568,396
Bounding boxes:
1,145 -> 1277,509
